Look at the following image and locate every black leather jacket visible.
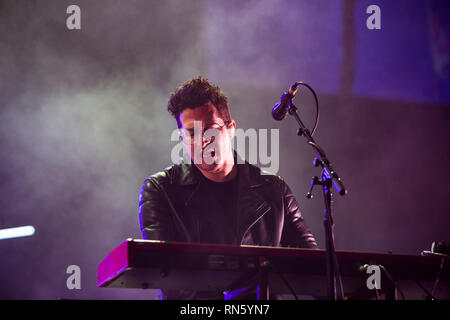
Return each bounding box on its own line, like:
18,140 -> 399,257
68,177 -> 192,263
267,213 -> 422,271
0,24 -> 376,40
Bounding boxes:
139,157 -> 318,249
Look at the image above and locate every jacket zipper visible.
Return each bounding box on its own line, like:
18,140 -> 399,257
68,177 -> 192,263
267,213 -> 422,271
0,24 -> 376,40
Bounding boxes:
240,205 -> 271,245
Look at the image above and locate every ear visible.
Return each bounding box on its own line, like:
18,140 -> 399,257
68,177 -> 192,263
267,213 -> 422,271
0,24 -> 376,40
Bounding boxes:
228,120 -> 236,138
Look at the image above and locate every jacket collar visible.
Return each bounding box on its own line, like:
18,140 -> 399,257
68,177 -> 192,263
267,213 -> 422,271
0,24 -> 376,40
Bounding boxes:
171,151 -> 274,188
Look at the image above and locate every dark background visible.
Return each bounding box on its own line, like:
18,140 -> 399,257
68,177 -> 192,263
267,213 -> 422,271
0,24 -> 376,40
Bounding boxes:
0,0 -> 449,299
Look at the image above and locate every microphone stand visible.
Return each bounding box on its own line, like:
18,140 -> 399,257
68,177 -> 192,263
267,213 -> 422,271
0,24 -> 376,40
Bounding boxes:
287,101 -> 347,300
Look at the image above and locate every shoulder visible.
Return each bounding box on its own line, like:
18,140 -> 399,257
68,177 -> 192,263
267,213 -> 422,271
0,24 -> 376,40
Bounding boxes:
142,162 -> 199,189
138,163 -> 188,206
146,164 -> 177,184
240,161 -> 286,187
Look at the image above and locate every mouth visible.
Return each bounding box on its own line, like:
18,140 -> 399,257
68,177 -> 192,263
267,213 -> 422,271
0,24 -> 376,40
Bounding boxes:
202,147 -> 216,158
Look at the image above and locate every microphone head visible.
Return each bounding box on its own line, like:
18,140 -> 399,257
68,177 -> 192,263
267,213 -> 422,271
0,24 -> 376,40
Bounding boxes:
271,101 -> 288,121
271,82 -> 300,121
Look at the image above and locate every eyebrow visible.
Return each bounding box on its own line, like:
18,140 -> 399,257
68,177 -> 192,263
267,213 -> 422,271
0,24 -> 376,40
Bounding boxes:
184,122 -> 223,131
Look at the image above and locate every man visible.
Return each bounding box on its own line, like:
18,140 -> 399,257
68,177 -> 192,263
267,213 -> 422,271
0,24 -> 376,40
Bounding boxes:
138,77 -> 318,299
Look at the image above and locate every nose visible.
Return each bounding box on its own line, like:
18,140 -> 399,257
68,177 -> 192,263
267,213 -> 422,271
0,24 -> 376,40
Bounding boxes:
202,134 -> 215,148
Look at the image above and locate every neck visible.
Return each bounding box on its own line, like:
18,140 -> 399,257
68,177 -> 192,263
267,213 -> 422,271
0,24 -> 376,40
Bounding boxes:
197,153 -> 237,183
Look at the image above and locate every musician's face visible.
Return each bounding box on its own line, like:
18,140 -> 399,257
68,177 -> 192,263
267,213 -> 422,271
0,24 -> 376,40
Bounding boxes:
179,102 -> 235,173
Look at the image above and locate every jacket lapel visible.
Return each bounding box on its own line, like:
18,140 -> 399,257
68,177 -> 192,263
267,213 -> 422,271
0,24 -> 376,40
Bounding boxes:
236,160 -> 274,244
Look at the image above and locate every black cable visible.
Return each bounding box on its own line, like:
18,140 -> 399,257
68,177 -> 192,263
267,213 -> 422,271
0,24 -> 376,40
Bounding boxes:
412,278 -> 437,300
268,263 -> 299,300
432,257 -> 446,297
295,81 -> 320,137
420,251 -> 449,299
378,265 -> 406,300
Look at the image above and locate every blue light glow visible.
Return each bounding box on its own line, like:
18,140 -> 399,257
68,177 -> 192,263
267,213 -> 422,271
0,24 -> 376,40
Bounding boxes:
0,225 -> 35,240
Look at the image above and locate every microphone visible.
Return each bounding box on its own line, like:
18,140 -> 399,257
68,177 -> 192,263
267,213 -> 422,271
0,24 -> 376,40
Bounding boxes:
271,82 -> 300,121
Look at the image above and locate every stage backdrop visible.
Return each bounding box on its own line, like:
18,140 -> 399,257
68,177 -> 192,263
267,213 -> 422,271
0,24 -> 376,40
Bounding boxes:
0,0 -> 449,299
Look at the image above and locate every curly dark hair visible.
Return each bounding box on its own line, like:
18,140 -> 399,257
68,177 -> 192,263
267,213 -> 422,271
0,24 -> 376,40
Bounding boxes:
167,76 -> 231,128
